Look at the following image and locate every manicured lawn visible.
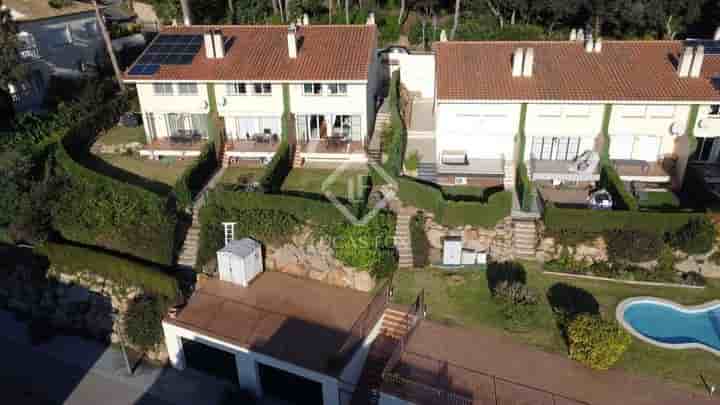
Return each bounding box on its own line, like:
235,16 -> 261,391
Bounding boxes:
638,191 -> 681,210
100,126 -> 146,145
219,167 -> 264,185
392,264 -> 720,391
281,168 -> 369,199
98,154 -> 193,186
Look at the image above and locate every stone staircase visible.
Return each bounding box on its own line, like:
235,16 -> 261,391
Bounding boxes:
291,143 -> 304,168
349,307 -> 411,405
176,167 -> 226,269
512,218 -> 539,260
394,210 -> 413,268
416,162 -> 437,183
503,159 -> 516,190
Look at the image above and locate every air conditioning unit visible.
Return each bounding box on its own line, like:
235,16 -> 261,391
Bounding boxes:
441,150 -> 468,165
454,176 -> 468,185
670,121 -> 683,136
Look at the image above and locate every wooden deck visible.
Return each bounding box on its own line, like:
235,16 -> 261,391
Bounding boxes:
613,159 -> 674,181
299,140 -> 365,154
225,140 -> 279,153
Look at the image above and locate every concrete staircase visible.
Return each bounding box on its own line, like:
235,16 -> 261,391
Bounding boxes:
349,307 -> 411,405
177,206 -> 201,268
291,143 -> 304,168
394,210 -> 413,268
176,167 -> 226,269
503,160 -> 516,190
416,162 -> 437,183
512,218 -> 539,260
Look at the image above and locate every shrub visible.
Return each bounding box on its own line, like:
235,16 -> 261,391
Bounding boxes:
396,176 -> 444,215
410,211 -> 429,268
669,217 -> 715,255
442,185 -> 487,202
48,0 -> 67,9
605,230 -> 663,262
567,314 -> 631,370
197,190 -> 347,268
53,144 -> 178,265
124,295 -> 169,351
372,248 -> 398,280
334,211 -> 395,273
383,70 -> 406,177
493,281 -> 538,306
42,242 -> 180,300
653,245 -> 677,282
259,141 -> 292,193
600,164 -> 639,211
378,14 -> 401,44
174,141 -> 219,211
681,271 -> 706,286
487,261 -> 527,293
405,150 -> 420,171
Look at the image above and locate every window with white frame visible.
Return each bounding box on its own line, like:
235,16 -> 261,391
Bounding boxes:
226,82 -> 247,95
253,83 -> 272,95
177,83 -> 198,95
531,136 -> 581,161
153,83 -> 174,95
327,83 -> 348,95
303,83 -> 323,95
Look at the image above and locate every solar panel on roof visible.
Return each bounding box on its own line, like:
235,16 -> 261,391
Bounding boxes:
142,34 -> 202,65
686,39 -> 720,55
127,64 -> 160,76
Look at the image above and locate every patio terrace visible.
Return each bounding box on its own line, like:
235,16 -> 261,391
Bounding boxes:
613,159 -> 674,182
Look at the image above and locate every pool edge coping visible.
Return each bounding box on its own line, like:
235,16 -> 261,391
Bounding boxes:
616,297 -> 720,356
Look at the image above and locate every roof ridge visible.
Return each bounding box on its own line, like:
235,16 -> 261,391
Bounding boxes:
437,40 -> 684,45
162,24 -> 373,29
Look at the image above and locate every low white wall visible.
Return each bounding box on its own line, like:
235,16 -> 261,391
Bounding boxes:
396,53 -> 435,99
379,392 -> 410,405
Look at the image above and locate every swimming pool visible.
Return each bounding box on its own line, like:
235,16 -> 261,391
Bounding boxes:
616,297 -> 720,355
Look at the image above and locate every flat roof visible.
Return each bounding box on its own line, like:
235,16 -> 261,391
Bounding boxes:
5,0 -> 94,21
383,320 -> 717,405
166,272 -> 373,375
435,40 -> 720,102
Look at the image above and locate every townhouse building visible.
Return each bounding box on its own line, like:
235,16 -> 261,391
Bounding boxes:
123,19 -> 380,164
402,34 -> 720,193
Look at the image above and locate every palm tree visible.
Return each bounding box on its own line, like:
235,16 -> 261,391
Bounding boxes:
92,0 -> 125,93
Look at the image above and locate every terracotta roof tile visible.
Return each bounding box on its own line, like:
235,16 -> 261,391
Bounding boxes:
435,41 -> 720,102
124,25 -> 376,82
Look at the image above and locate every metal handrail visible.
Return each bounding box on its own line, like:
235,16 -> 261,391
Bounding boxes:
381,289 -> 425,379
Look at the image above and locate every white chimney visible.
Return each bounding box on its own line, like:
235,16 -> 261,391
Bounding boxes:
213,30 -> 224,58
522,48 -> 534,77
203,31 -> 215,59
569,29 -> 577,41
593,37 -> 602,53
440,29 -> 448,42
287,23 -> 298,59
366,12 -> 375,25
714,27 -> 720,41
585,39 -> 593,53
678,46 -> 693,77
690,45 -> 705,78
216,239 -> 263,288
577,28 -> 585,41
302,13 -> 310,26
512,48 -> 524,77
180,0 -> 192,26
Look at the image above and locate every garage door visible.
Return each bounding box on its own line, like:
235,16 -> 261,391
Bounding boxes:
258,363 -> 323,405
182,338 -> 239,384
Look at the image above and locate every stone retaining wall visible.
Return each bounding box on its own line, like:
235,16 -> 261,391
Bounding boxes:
0,261 -> 168,362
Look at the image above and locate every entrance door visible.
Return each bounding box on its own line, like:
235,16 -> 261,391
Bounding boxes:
258,363 -> 324,405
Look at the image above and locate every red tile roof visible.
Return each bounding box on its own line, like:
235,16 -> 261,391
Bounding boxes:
434,41 -> 720,102
124,25 -> 377,82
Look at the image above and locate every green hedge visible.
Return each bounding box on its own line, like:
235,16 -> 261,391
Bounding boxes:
544,205 -> 706,236
686,104 -> 699,155
516,162 -> 533,211
259,140 -> 292,192
174,141 -> 219,210
197,190 -> 347,268
396,176 -> 512,228
53,143 -> 178,265
384,70 -> 406,177
41,242 -> 179,300
599,163 -> 638,211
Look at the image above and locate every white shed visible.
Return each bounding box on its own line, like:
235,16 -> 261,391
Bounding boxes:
216,238 -> 263,287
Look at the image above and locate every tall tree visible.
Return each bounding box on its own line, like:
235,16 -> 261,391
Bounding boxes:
398,0 -> 405,25
451,0 -> 460,39
92,0 -> 124,93
0,4 -> 26,125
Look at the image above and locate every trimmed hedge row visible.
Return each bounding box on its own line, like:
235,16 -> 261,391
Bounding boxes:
396,176 -> 512,228
516,162 -> 533,211
41,242 -> 180,301
544,205 -> 706,236
384,70 -> 406,177
599,163 -> 638,211
197,190 -> 347,267
259,141 -> 292,192
174,141 -> 219,210
53,143 -> 177,266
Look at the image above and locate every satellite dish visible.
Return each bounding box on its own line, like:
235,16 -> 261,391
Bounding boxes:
698,119 -> 707,129
670,121 -> 683,136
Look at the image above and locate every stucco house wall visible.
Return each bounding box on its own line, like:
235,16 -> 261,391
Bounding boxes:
607,104 -> 690,161
435,102 -> 519,162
